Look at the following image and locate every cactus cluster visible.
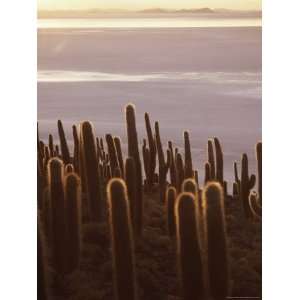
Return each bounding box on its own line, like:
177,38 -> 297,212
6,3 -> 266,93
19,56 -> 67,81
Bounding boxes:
37,103 -> 261,299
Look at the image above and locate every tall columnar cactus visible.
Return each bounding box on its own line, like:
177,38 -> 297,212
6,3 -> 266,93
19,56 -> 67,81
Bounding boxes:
184,131 -> 193,178
72,125 -> 80,173
80,121 -> 103,221
166,186 -> 177,237
47,158 -> 66,274
204,162 -> 211,184
38,217 -> 48,300
207,140 -> 216,179
182,178 -> 198,196
48,134 -> 54,157
256,142 -> 262,205
203,182 -> 229,300
57,120 -> 71,164
126,104 -> 143,232
142,139 -> 150,189
207,138 -> 224,184
114,136 -> 124,177
240,153 -> 256,219
64,173 -> 82,273
175,192 -> 205,300
125,157 -> 139,234
176,152 -> 184,192
214,137 -> 224,183
155,121 -> 170,202
144,112 -> 157,190
106,134 -> 120,176
107,179 -> 138,300
168,141 -> 177,188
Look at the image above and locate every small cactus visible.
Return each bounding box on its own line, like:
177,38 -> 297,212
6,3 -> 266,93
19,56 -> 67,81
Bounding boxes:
176,152 -> 184,192
114,136 -> 124,176
106,134 -> 120,176
168,141 -> 177,188
72,125 -> 80,173
107,179 -> 138,300
175,192 -> 205,300
203,182 -> 229,300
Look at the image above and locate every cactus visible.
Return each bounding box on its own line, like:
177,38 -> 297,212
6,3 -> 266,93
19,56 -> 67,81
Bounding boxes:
184,131 -> 193,178
38,216 -> 48,300
72,125 -> 80,173
182,178 -> 198,196
144,112 -> 157,190
166,186 -> 177,237
106,134 -> 120,176
155,121 -> 170,202
207,138 -> 224,184
142,139 -> 151,190
214,137 -> 224,183
80,121 -> 103,221
249,191 -> 262,220
175,192 -> 205,300
204,162 -> 211,184
240,153 -> 256,219
48,134 -> 54,157
114,136 -> 124,176
126,104 -> 143,232
107,179 -> 138,300
168,141 -> 177,188
64,173 -> 82,273
57,120 -> 71,164
176,152 -> 184,192
207,140 -> 215,179
256,142 -> 262,205
125,157 -> 140,235
47,158 -> 67,274
203,182 -> 229,300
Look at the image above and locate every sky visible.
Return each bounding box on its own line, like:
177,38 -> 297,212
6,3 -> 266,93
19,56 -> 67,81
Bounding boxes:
38,0 -> 261,11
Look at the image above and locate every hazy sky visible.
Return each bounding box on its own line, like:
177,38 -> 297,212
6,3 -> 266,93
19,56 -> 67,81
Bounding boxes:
38,0 -> 261,11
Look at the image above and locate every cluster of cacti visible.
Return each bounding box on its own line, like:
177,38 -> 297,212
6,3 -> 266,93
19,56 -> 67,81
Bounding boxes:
233,142 -> 262,219
37,103 -> 261,299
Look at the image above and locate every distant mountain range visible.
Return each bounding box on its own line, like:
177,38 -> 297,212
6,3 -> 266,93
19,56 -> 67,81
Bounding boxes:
38,8 -> 261,19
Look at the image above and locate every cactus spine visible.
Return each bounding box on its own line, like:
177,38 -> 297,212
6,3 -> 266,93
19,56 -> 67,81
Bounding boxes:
175,192 -> 205,300
64,173 -> 81,273
166,186 -> 177,237
203,182 -> 229,300
107,179 -> 138,300
126,104 -> 143,233
80,121 -> 103,221
57,120 -> 71,164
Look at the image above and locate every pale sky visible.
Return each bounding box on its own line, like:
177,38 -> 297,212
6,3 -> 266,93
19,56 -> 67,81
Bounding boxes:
38,0 -> 261,11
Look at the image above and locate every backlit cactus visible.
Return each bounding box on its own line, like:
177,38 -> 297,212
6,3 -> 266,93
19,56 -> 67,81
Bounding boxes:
175,192 -> 205,300
64,173 -> 82,273
203,182 -> 229,300
107,179 -> 138,300
106,134 -> 120,177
